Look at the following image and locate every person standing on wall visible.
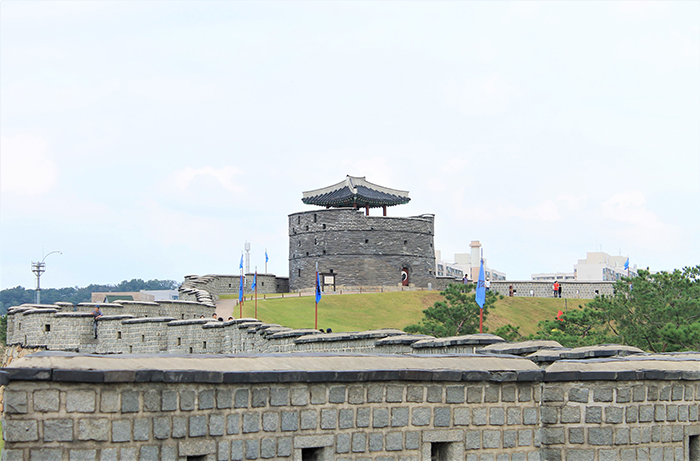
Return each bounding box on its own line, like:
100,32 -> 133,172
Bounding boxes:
558,283 -> 563,298
553,281 -> 560,298
509,285 -> 514,297
92,305 -> 103,339
485,278 -> 491,292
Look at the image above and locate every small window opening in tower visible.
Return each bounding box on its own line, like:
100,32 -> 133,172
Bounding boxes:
314,214 -> 317,223
301,447 -> 324,461
44,324 -> 51,332
365,239 -> 369,243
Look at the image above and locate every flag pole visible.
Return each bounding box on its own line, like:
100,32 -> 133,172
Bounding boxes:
315,263 -> 319,330
265,248 -> 268,274
254,266 -> 258,319
240,251 -> 244,318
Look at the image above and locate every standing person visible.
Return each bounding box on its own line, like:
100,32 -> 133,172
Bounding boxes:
485,278 -> 491,292
508,285 -> 514,297
92,305 -> 103,339
558,283 -> 563,299
553,281 -> 560,298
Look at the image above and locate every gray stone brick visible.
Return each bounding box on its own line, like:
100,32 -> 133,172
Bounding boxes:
647,386 -> 659,401
667,404 -> 678,421
121,390 -> 139,413
172,416 -> 187,438
77,418 -> 109,442
406,431 -> 421,450
614,427 -> 630,445
218,441 -> 230,461
322,408 -> 338,429
654,404 -> 666,421
199,389 -> 215,410
29,449 -> 61,461
337,433 -> 351,453
301,409 -> 317,430
133,417 -> 149,441
44,419 -> 73,442
386,432 -> 403,451
111,419 -> 131,443
227,414 -> 240,434
407,386 -> 424,403
446,385 -> 465,403
119,448 -> 137,460
588,427 -> 613,446
369,433 -> 384,451
243,412 -> 260,433
569,388 -> 589,403
329,385 -> 346,403
594,387 -> 614,402
502,385 -> 516,402
455,407 -> 471,425
352,432 -> 367,452
180,390 -> 195,411
561,406 -> 580,424
519,386 -> 532,402
485,385 -> 500,402
162,390 -> 177,412
270,387 -> 290,406
310,385 -> 327,404
33,389 -> 59,413
465,430 -> 481,450
70,449 -> 98,461
252,388 -> 269,407
339,408 -> 354,429
617,388 -> 631,403
261,438 -> 276,459
639,405 -> 654,422
217,389 -> 232,409
543,387 -> 564,402
542,427 -> 565,445
139,446 -> 158,461
231,440 -> 244,461
467,386 -> 483,403
154,416 -> 171,439
621,448 -> 636,461
483,430 -> 501,448
519,429 -> 534,446
605,406 -> 624,424
585,406 -> 602,423
569,427 -> 584,444
434,407 -> 450,427
372,408 -> 388,428
473,407 -> 488,425
565,449 -> 593,461
659,386 -> 671,401
523,407 -> 538,425
598,449 -> 617,461
281,411 -> 298,431
427,385 -> 442,403
633,385 -> 646,402
67,390 -> 96,413
627,405 -> 639,423
278,437 -> 292,457
235,388 -> 250,408
4,391 -> 27,414
504,430 -> 517,448
542,406 -> 559,424
411,407 -> 431,426
210,414 -> 225,436
679,405 -> 689,421
291,387 -> 309,406
246,440 -> 259,459
262,412 -> 279,432
356,407 -> 370,427
490,407 -> 505,425
0,449 -> 23,461
691,404 -> 699,421
143,390 -> 160,412
673,425 -> 684,442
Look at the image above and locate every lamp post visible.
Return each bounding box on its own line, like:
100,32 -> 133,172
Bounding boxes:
31,250 -> 61,304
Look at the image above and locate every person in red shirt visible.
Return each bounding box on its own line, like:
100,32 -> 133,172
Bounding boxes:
553,281 -> 560,298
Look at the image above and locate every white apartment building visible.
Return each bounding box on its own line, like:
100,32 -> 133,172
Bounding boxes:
532,251 -> 638,282
435,241 -> 506,282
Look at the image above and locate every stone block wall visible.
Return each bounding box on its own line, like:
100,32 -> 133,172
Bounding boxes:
289,208 -> 437,291
491,281 -> 615,299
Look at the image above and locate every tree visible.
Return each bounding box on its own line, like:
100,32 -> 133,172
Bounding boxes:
405,283 -> 499,337
531,266 -> 700,352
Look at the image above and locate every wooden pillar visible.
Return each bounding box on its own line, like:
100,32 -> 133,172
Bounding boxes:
383,205 -> 387,216
365,205 -> 369,216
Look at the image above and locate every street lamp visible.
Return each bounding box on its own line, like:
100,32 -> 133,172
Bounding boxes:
31,250 -> 61,304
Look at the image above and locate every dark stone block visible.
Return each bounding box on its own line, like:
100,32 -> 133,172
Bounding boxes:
103,371 -> 136,383
462,371 -> 491,381
544,371 -> 580,382
5,368 -> 51,381
135,370 -> 164,382
164,371 -> 195,383
580,371 -> 618,381
193,372 -> 223,384
516,370 -> 544,382
53,369 -> 104,383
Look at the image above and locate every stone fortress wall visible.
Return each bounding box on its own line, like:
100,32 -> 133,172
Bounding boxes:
179,275 -> 290,303
288,208 -> 437,291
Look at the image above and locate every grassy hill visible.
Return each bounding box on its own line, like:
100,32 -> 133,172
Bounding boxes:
220,291 -> 589,336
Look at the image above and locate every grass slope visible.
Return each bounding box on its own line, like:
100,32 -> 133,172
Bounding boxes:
222,291 -> 590,336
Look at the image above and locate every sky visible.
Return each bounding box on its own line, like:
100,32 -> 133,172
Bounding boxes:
1,1 -> 699,290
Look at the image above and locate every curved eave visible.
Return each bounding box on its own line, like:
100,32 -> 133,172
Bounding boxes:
302,196 -> 411,208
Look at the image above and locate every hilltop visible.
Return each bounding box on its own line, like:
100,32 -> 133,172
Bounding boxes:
220,291 -> 589,336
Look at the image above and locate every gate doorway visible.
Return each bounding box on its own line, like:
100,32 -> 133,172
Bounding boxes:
401,267 -> 409,286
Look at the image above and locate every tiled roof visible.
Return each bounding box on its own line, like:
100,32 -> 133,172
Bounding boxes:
302,176 -> 410,208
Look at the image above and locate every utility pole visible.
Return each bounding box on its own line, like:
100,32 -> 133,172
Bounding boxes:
245,241 -> 251,275
31,250 -> 62,304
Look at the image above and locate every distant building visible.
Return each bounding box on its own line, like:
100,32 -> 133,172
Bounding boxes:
435,241 -> 506,282
140,289 -> 179,301
90,292 -> 155,303
532,251 -> 637,282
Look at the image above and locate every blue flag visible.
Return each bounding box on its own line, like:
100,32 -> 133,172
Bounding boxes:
265,251 -> 269,263
475,259 -> 486,309
238,275 -> 244,302
624,258 -> 629,270
315,272 -> 322,304
239,254 -> 244,270
251,272 -> 257,290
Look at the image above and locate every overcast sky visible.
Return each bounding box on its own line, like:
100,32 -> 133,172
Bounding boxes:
1,1 -> 698,290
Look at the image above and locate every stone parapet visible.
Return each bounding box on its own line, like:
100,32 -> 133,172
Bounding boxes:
491,280 -> 615,299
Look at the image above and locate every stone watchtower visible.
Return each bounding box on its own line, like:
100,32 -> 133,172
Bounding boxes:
288,176 -> 436,291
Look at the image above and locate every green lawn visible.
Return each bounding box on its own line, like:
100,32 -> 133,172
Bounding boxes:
221,291 -> 590,335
